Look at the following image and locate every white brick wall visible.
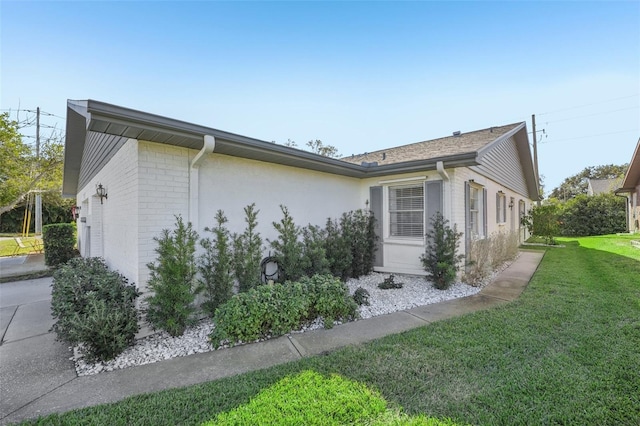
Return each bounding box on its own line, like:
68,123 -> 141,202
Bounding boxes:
137,141 -> 190,290
77,139 -> 140,286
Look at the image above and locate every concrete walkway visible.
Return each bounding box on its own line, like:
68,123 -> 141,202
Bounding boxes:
0,251 -> 544,425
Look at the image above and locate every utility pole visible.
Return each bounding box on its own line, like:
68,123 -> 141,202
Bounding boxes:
35,107 -> 43,234
532,114 -> 541,206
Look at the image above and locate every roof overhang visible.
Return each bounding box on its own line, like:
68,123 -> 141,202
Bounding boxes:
617,137 -> 640,193
63,100 -> 482,196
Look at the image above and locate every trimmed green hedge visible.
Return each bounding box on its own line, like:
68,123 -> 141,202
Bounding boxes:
51,257 -> 140,362
42,222 -> 76,266
210,274 -> 357,346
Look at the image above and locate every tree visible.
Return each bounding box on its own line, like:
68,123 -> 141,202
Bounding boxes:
549,164 -> 628,201
0,112 -> 64,216
306,139 -> 339,158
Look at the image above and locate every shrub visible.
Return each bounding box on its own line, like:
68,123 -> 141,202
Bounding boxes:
322,209 -> 376,281
145,215 -> 199,337
463,232 -> 519,286
378,274 -> 403,289
463,237 -> 492,286
522,203 -> 560,244
270,205 -> 305,282
198,210 -> 234,317
232,203 -> 263,292
50,257 -> 140,362
421,212 -> 464,290
348,209 -> 377,278
206,371 -> 387,426
353,287 -> 370,306
42,223 -> 76,267
210,274 -> 357,346
324,217 -> 352,280
560,193 -> 626,236
301,224 -> 330,277
301,274 -> 358,329
211,281 -> 311,345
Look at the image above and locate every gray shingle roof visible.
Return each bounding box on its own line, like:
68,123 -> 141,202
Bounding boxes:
588,178 -> 622,195
341,123 -> 523,166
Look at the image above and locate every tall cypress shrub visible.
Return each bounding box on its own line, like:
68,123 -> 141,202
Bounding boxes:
145,215 -> 199,337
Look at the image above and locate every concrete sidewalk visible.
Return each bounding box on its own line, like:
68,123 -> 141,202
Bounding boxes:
0,254 -> 49,281
0,250 -> 544,425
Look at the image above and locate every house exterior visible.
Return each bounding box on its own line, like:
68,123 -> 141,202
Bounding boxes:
617,138 -> 640,233
587,178 -> 622,196
63,100 -> 539,293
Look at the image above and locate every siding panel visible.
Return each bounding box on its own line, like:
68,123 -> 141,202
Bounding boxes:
472,136 -> 529,197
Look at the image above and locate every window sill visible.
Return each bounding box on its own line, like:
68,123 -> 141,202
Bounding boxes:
383,238 -> 424,247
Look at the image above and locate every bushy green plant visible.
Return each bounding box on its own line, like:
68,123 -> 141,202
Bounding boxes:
145,215 -> 199,337
353,287 -> 370,306
51,257 -> 140,362
421,212 -> 464,290
378,274 -> 403,289
348,209 -> 377,278
206,371 -> 387,426
232,203 -> 263,292
323,210 -> 377,281
270,205 -> 305,282
324,217 -> 352,280
210,274 -> 357,346
301,274 -> 358,329
522,203 -> 560,244
211,281 -> 311,344
301,224 -> 330,277
560,193 -> 626,236
42,223 -> 76,267
198,210 -> 234,317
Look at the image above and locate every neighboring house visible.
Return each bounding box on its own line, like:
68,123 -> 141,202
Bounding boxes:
63,100 -> 539,293
587,178 -> 622,196
616,138 -> 640,233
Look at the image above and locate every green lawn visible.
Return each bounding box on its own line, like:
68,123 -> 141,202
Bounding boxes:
0,236 -> 42,257
26,235 -> 640,425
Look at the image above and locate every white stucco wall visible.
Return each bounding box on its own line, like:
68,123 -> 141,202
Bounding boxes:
76,139 -> 140,286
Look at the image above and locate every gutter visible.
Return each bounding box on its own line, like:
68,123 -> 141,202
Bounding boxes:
189,135 -> 216,229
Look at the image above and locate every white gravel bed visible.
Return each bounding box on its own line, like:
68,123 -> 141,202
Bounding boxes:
73,262 -> 512,376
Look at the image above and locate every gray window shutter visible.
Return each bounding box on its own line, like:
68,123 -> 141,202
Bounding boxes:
483,188 -> 488,237
496,193 -> 500,223
424,180 -> 443,235
464,181 -> 470,260
369,186 -> 383,267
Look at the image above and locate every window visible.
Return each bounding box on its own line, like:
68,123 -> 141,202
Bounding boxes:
389,184 -> 424,237
496,192 -> 506,223
468,184 -> 486,238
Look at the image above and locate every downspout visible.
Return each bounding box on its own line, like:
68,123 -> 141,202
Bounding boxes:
436,160 -> 450,221
436,161 -> 449,181
189,135 -> 216,230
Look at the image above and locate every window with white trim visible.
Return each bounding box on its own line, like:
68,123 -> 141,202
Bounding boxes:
496,192 -> 507,224
469,185 -> 483,238
389,184 -> 424,238
467,182 -> 487,239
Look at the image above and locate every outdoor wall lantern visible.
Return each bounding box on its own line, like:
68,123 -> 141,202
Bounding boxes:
508,199 -> 514,210
96,183 -> 108,204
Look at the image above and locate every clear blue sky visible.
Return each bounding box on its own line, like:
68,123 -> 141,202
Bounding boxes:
2,1 -> 639,194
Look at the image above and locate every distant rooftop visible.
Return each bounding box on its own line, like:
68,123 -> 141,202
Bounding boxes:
588,178 -> 622,195
341,123 -> 523,166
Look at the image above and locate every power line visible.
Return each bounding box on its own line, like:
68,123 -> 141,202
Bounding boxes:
542,106 -> 639,124
547,129 -> 638,144
537,94 -> 639,116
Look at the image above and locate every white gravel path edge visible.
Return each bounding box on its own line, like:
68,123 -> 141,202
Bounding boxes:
73,259 -> 514,376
